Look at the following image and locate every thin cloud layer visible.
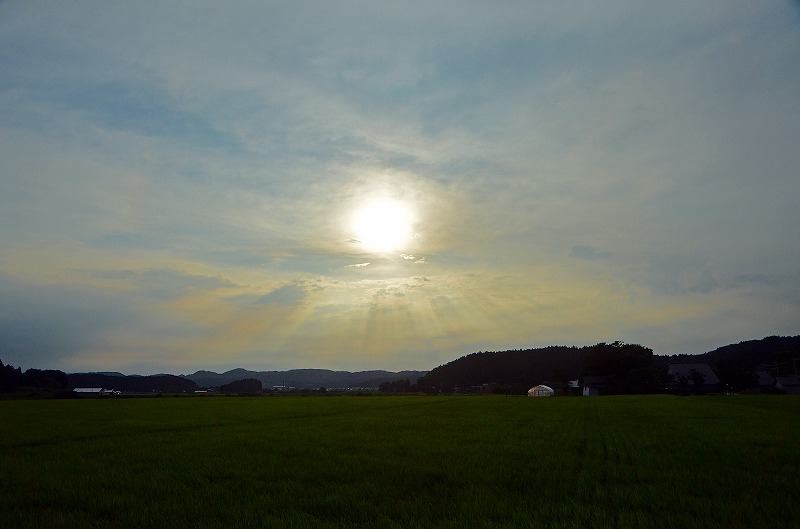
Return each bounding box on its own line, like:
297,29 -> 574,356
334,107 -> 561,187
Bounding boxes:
0,1 -> 798,373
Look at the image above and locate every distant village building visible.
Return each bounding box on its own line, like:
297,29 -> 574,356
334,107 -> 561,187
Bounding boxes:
73,387 -> 120,395
667,363 -> 720,393
755,371 -> 776,388
527,385 -> 554,397
74,387 -> 102,393
775,375 -> 800,395
582,376 -> 610,396
757,360 -> 800,393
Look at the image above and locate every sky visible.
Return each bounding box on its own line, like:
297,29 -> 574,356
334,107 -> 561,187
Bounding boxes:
1,1 -> 799,375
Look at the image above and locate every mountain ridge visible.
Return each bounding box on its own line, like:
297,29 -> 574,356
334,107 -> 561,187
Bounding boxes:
182,368 -> 428,390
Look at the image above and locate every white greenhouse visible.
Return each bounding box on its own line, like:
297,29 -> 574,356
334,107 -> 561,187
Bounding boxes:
527,385 -> 554,397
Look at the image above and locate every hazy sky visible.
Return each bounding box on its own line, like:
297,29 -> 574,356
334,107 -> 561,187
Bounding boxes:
1,1 -> 798,374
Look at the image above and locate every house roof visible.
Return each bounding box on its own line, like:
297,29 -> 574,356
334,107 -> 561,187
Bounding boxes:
775,375 -> 800,387
667,363 -> 720,385
755,371 -> 775,386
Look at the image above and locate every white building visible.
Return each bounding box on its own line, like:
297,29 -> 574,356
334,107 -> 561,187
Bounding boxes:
73,387 -> 119,395
527,385 -> 554,397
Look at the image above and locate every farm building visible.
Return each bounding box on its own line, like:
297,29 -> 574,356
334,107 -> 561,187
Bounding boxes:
775,376 -> 800,395
582,375 -> 610,396
667,363 -> 719,384
73,387 -> 120,395
527,385 -> 554,397
667,363 -> 720,393
756,371 -> 776,388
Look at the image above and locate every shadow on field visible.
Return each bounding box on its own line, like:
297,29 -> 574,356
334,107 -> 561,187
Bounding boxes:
3,397 -> 447,450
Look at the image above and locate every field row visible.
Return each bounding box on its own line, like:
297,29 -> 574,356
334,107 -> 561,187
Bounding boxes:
1,395 -> 798,528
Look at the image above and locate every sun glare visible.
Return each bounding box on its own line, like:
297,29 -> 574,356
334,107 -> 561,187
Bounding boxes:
352,198 -> 413,253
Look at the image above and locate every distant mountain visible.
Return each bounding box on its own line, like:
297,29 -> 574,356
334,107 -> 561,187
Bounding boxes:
60,335 -> 798,395
653,335 -> 800,391
653,335 -> 800,371
183,368 -> 428,390
711,336 -> 800,367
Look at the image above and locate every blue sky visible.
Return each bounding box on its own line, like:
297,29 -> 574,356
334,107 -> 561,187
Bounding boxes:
1,1 -> 798,374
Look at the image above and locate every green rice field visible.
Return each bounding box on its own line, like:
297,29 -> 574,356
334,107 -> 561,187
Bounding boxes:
1,395 -> 798,528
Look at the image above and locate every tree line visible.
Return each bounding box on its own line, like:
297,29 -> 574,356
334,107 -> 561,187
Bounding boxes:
379,342 -> 659,395
379,336 -> 800,395
0,361 -> 199,394
0,360 -> 69,392
4,335 -> 798,396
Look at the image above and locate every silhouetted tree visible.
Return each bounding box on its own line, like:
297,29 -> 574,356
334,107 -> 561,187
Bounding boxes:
417,346 -> 585,392
21,369 -> 68,390
219,378 -> 262,394
0,361 -> 69,392
68,373 -> 198,393
715,358 -> 757,392
624,366 -> 669,394
683,369 -> 710,394
688,369 -> 706,387
0,360 -> 22,392
379,378 -> 414,392
581,341 -> 654,394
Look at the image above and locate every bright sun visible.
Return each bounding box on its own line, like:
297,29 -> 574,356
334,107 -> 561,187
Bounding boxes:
351,198 -> 413,253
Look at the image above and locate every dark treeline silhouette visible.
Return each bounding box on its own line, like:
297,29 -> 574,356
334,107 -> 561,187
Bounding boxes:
416,345 -> 586,394
378,378 -> 415,393
218,378 -> 262,394
581,342 -> 670,394
3,335 -> 798,397
413,343 -> 652,394
1,360 -> 69,392
654,336 -> 800,392
381,336 -> 800,395
1,361 -> 200,394
67,373 -> 198,393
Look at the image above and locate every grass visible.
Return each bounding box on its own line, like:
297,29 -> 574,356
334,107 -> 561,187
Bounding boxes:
1,395 -> 798,528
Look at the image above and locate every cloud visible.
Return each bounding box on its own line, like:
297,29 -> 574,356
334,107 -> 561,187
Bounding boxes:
685,270 -> 720,295
430,295 -> 455,310
731,274 -> 790,287
233,284 -> 308,308
569,245 -> 611,261
81,268 -> 237,300
0,1 -> 798,372
0,273 -> 204,370
257,284 -> 307,307
407,276 -> 430,287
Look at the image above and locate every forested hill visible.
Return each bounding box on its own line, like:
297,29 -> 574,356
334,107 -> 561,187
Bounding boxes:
418,346 -> 587,392
416,336 -> 800,393
653,335 -> 800,370
68,373 -> 198,393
